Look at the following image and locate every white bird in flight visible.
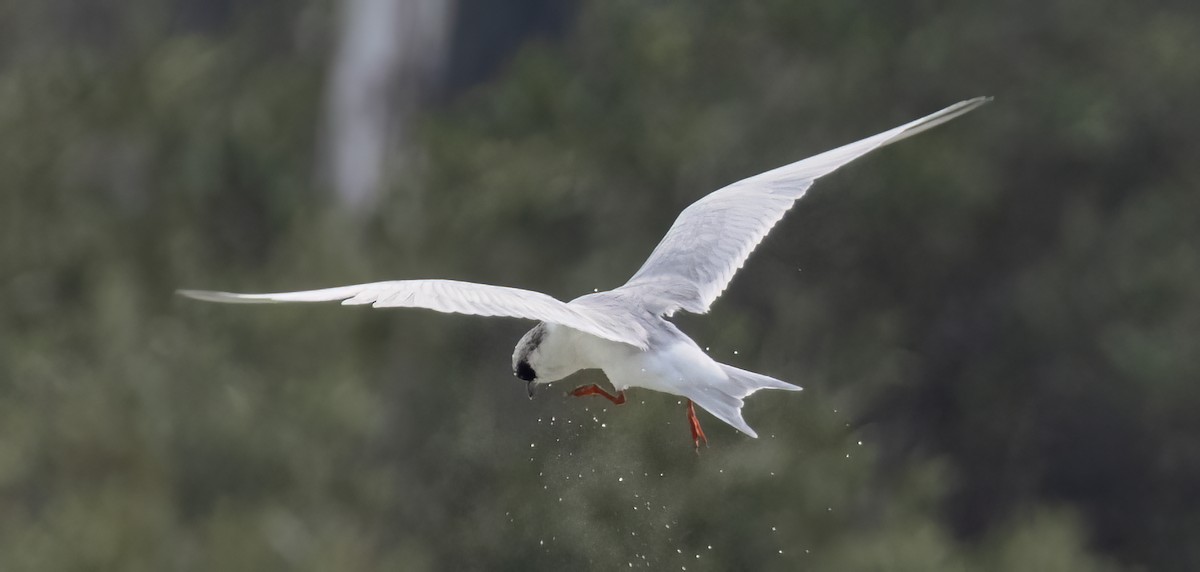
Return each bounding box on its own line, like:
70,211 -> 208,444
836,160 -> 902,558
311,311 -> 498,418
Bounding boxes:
181,97 -> 989,449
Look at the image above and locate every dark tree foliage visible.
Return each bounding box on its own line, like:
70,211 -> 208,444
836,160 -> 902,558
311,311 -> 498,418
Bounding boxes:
1,0 -> 1197,570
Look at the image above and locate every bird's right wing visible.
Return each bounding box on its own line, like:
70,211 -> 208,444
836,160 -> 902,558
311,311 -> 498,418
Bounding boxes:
617,97 -> 991,316
179,279 -> 648,349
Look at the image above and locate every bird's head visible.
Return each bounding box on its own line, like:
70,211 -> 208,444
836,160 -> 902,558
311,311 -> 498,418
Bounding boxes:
512,322 -> 575,397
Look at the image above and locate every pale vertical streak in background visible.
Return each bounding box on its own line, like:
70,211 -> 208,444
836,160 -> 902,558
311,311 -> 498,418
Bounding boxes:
324,0 -> 455,211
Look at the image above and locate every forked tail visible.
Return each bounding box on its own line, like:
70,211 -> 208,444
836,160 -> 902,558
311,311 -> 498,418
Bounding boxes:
682,364 -> 801,438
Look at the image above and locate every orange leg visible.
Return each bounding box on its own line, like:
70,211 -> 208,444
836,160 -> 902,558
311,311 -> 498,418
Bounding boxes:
569,384 -> 626,405
687,400 -> 708,450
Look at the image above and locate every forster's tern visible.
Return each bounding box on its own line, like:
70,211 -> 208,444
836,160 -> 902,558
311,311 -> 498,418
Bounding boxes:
181,97 -> 989,448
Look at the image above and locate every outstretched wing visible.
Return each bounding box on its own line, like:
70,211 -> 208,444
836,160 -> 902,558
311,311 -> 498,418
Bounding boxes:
179,279 -> 648,349
617,97 -> 991,316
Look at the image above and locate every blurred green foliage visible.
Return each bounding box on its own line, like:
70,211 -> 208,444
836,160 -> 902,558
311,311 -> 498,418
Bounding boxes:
2,0 -> 1198,570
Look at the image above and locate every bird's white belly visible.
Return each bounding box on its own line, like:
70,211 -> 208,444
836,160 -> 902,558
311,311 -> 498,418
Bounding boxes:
577,334 -> 722,397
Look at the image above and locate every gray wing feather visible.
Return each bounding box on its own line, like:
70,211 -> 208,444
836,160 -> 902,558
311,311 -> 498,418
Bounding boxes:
179,280 -> 648,349
619,97 -> 990,316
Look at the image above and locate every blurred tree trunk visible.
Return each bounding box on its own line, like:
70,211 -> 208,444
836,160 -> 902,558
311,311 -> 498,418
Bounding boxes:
322,0 -> 455,212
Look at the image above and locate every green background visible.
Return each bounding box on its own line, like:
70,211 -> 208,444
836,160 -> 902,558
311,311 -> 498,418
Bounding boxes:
2,0 -> 1198,569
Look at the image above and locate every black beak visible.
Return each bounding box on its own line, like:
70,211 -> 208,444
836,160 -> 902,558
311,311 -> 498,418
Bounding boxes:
515,361 -> 537,398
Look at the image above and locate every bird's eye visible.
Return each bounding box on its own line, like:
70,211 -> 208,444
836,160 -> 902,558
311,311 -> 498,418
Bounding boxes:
515,361 -> 536,382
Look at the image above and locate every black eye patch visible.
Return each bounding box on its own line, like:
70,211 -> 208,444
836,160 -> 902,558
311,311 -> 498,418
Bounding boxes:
515,361 -> 536,381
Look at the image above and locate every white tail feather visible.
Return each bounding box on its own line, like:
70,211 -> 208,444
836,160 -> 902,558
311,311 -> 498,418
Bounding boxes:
681,364 -> 801,438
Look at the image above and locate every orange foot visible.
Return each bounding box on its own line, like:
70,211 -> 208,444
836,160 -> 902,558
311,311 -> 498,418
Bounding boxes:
569,384 -> 626,405
687,399 -> 708,451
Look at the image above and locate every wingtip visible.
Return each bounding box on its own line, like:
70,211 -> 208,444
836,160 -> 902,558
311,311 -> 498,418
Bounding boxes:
176,289 -> 206,300
177,289 -> 218,302
884,95 -> 993,145
949,96 -> 993,117
946,95 -> 993,116
965,95 -> 994,108
176,289 -> 251,303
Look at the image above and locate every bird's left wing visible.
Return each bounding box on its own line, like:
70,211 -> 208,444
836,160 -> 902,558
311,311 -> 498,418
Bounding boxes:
617,97 -> 991,316
179,279 -> 648,349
